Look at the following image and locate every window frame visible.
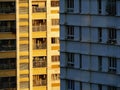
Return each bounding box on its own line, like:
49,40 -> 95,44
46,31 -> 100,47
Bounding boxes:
67,53 -> 74,68
66,0 -> 74,12
108,57 -> 117,73
66,26 -> 74,40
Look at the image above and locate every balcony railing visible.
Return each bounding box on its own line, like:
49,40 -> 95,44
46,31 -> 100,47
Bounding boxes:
0,77 -> 16,89
0,8 -> 15,14
32,25 -> 46,32
0,63 -> 16,70
32,7 -> 46,13
33,43 -> 46,49
33,60 -> 46,68
33,80 -> 47,86
0,2 -> 15,14
0,26 -> 16,33
0,45 -> 16,51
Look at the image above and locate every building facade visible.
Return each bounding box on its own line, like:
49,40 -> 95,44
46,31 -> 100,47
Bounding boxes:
0,0 -> 60,90
60,0 -> 120,90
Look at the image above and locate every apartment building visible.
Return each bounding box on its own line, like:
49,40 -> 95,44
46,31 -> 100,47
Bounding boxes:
0,0 -> 60,90
60,0 -> 120,90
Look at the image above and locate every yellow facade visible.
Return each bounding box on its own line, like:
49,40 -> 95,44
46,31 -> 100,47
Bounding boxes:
0,0 -> 60,90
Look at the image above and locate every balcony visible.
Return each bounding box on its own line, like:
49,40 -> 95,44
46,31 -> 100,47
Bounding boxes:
0,40 -> 16,51
33,38 -> 46,50
32,25 -> 46,32
33,75 -> 47,86
0,2 -> 15,14
0,58 -> 16,70
33,56 -> 47,68
0,21 -> 16,33
0,77 -> 16,89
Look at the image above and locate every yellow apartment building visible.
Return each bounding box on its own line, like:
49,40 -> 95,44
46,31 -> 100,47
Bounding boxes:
0,0 -> 60,90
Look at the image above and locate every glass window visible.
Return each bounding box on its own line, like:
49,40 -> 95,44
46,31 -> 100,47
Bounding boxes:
66,26 -> 74,40
66,0 -> 74,12
98,27 -> 102,42
67,80 -> 74,90
108,57 -> 117,73
107,86 -> 117,90
106,0 -> 116,16
107,28 -> 117,44
97,0 -> 102,14
98,56 -> 102,71
67,53 -> 74,67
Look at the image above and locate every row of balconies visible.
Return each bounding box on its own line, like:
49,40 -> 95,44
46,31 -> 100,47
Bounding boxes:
0,25 -> 46,33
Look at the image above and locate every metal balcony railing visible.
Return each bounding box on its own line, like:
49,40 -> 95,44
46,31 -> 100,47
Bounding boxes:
32,25 -> 46,32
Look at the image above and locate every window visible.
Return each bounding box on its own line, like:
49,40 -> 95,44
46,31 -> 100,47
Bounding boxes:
106,0 -> 116,16
108,57 -> 117,73
52,19 -> 59,25
67,53 -> 74,67
79,54 -> 82,68
107,28 -> 117,44
79,26 -> 82,40
98,27 -> 102,42
51,37 -> 59,44
66,26 -> 74,40
51,55 -> 60,62
79,0 -> 81,13
67,80 -> 74,90
97,0 -> 102,14
66,0 -> 74,12
51,1 -> 59,7
107,86 -> 117,90
98,84 -> 102,90
80,82 -> 82,90
98,56 -> 102,71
